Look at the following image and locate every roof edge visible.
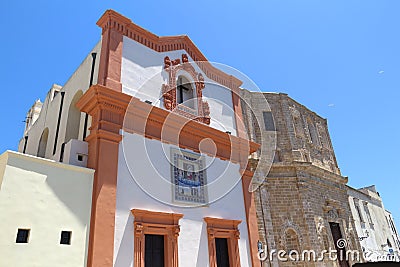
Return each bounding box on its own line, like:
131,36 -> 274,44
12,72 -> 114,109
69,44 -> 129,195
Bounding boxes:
96,9 -> 243,90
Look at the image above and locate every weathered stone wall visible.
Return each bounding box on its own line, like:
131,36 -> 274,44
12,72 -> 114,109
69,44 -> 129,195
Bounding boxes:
241,90 -> 361,267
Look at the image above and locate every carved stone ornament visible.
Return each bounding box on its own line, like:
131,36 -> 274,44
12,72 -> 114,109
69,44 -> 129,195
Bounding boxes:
162,54 -> 210,125
279,220 -> 303,248
327,208 -> 339,220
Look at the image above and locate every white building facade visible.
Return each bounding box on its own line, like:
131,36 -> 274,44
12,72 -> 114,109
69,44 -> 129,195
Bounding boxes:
0,151 -> 94,267
348,185 -> 400,262
4,9 -> 261,267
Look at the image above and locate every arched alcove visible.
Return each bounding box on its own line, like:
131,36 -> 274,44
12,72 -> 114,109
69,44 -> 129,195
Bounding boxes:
285,228 -> 300,252
37,127 -> 49,158
307,118 -> 320,146
65,91 -> 83,143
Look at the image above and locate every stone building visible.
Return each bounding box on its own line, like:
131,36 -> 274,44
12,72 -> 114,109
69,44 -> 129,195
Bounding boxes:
348,185 -> 400,262
241,91 -> 362,267
2,8 -> 399,267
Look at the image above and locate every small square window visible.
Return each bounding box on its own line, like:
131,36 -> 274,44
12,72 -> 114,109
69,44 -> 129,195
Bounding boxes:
60,231 -> 72,245
16,229 -> 30,243
77,154 -> 83,162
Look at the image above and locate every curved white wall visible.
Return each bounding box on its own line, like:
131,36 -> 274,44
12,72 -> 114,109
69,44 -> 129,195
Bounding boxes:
20,41 -> 101,161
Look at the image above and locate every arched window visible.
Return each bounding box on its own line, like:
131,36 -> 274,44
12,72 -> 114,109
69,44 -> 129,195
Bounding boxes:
317,123 -> 330,149
293,116 -> 303,137
65,91 -> 83,143
307,119 -> 320,146
162,54 -> 210,124
285,229 -> 300,252
176,75 -> 195,109
37,128 -> 49,158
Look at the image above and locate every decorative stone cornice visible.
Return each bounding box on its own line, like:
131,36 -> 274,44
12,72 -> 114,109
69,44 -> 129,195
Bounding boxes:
269,162 -> 348,184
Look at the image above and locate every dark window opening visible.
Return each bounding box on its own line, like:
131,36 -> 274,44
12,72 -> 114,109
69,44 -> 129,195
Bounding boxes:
16,229 -> 30,243
353,199 -> 364,222
60,231 -> 72,245
273,150 -> 281,163
262,111 -> 275,131
59,142 -> 66,162
177,76 -> 195,109
77,154 -> 83,162
145,234 -> 165,267
329,222 -> 349,267
215,238 -> 230,267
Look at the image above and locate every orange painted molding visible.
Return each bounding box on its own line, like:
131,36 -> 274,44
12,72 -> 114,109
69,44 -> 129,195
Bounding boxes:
123,96 -> 259,166
131,209 -> 183,225
241,169 -> 261,267
96,9 -> 243,93
76,84 -> 131,267
231,90 -> 247,138
97,11 -> 124,92
77,84 -> 260,267
131,209 -> 183,267
204,217 -> 242,267
79,84 -> 259,163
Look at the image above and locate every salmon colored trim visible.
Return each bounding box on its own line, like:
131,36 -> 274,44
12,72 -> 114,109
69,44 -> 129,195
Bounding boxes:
241,168 -> 261,267
131,209 -> 183,267
79,84 -> 259,164
96,10 -> 242,93
231,85 -> 260,266
162,54 -> 211,125
97,13 -> 123,92
123,93 -> 259,166
76,85 -> 130,267
204,217 -> 242,267
77,84 -> 260,267
231,90 -> 247,138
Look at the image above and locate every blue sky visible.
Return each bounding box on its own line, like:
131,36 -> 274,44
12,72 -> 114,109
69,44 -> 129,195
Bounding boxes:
1,1 -> 399,229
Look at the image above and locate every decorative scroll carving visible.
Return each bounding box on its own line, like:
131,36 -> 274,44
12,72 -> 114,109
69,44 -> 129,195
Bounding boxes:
200,101 -> 211,124
172,58 -> 181,66
162,84 -> 174,110
182,53 -> 189,63
135,223 -> 144,235
327,209 -> 339,220
164,56 -> 171,69
162,54 -> 210,125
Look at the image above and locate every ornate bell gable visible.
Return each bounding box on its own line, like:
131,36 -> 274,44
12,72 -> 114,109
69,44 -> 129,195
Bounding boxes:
162,54 -> 210,125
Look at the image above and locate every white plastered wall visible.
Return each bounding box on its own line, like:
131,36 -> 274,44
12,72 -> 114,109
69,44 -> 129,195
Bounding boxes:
0,151 -> 94,267
19,41 -> 101,161
113,133 -> 251,267
348,189 -> 400,260
121,36 -> 237,136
